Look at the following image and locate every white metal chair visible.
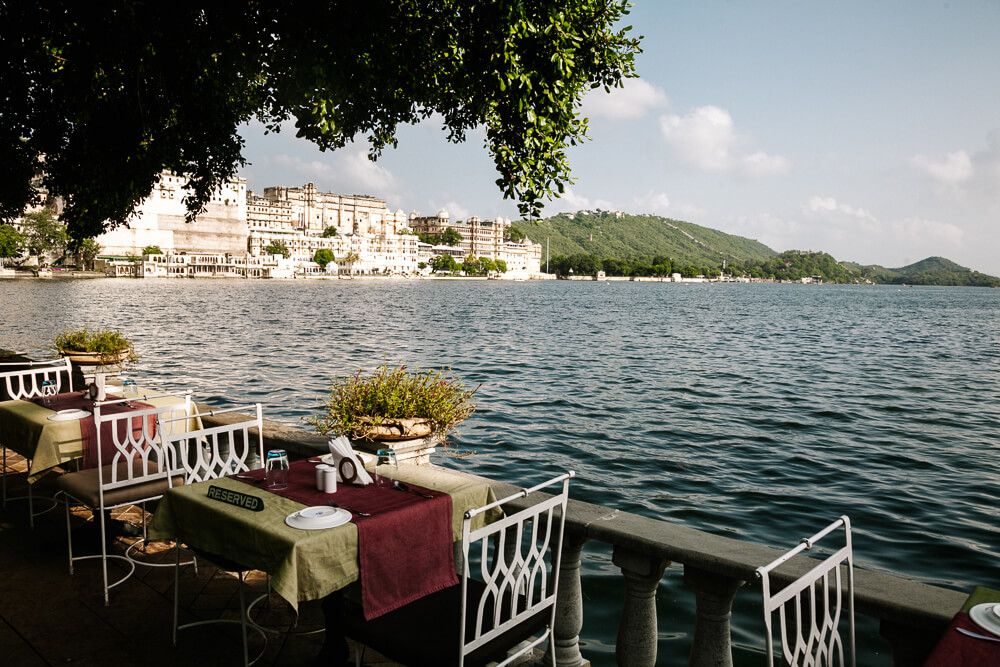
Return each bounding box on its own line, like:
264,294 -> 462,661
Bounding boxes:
755,516 -> 855,667
0,357 -> 74,527
165,403 -> 267,667
343,471 -> 575,667
56,391 -> 193,605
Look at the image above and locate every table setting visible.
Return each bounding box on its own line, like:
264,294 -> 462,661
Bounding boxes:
922,587 -> 1000,666
148,443 -> 502,617
0,384 -> 192,481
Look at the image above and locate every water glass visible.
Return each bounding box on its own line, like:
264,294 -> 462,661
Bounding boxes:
41,380 -> 56,407
122,378 -> 138,406
265,449 -> 290,490
374,448 -> 397,488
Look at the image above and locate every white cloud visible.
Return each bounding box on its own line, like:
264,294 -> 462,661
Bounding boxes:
911,150 -> 973,184
891,217 -> 964,246
583,79 -> 669,120
272,148 -> 396,193
551,188 -> 616,212
741,151 -> 790,177
806,196 -> 877,222
631,192 -> 671,215
660,106 -> 734,171
659,106 -> 788,177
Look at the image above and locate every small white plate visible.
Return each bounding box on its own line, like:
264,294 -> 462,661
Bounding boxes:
284,506 -> 351,530
969,603 -> 1000,638
47,409 -> 92,421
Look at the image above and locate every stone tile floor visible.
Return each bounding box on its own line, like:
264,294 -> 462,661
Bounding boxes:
0,449 -> 399,666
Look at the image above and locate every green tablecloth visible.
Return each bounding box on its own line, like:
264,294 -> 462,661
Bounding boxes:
148,464 -> 500,612
962,586 -> 1000,612
0,387 -> 192,482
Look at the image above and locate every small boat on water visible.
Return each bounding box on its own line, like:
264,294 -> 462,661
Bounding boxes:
33,267 -> 53,278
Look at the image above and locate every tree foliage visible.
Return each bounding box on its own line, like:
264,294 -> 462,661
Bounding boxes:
0,224 -> 24,261
504,225 -> 527,243
322,226 -> 338,238
20,208 -> 67,263
141,245 -> 162,255
264,241 -> 291,258
314,248 -> 335,267
3,2 -> 640,241
430,254 -> 458,272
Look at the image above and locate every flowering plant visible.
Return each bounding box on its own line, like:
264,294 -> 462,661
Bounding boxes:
307,363 -> 477,440
54,327 -> 139,366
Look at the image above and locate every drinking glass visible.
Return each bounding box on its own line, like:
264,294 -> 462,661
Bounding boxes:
41,380 -> 56,407
122,377 -> 138,407
265,449 -> 290,490
374,448 -> 397,488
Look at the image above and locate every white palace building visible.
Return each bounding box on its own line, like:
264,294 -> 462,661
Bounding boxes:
95,173 -> 542,278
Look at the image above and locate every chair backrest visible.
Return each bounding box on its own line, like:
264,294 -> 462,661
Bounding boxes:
755,516 -> 855,667
160,403 -> 265,483
93,391 -> 194,497
458,471 -> 574,667
0,357 -> 73,400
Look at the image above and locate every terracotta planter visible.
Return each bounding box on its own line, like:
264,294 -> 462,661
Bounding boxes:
354,416 -> 436,441
58,349 -> 131,365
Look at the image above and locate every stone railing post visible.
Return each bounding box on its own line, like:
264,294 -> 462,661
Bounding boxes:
683,565 -> 744,667
613,546 -> 669,667
547,533 -> 591,667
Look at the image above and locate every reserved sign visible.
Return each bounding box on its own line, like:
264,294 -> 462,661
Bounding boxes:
207,484 -> 264,512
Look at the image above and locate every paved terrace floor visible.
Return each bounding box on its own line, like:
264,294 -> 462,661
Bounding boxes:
0,449 -> 402,667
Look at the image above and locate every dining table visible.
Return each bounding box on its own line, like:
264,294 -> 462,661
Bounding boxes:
147,458 -> 502,618
0,386 -> 194,482
922,587 -> 1000,666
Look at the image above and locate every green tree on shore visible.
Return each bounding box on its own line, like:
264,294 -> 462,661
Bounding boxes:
21,209 -> 67,266
264,241 -> 291,259
0,224 -> 24,266
314,248 -> 335,267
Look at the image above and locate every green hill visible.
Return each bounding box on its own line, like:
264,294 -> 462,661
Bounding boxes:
850,256 -> 1000,287
522,211 -> 776,266
514,211 -> 999,285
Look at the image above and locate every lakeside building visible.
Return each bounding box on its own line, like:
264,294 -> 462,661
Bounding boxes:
408,209 -> 542,276
66,172 -> 543,278
95,171 -> 248,256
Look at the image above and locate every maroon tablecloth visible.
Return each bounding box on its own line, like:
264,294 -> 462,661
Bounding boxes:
922,612 -> 1000,666
232,460 -> 457,619
33,391 -> 155,469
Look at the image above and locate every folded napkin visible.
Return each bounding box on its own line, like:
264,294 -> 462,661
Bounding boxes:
328,435 -> 374,486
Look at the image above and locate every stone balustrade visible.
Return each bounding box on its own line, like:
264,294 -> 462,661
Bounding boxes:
204,409 -> 968,666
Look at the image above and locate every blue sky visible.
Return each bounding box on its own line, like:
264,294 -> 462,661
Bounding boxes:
238,1 -> 1000,275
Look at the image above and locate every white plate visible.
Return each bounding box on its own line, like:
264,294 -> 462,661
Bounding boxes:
284,506 -> 351,530
47,409 -> 92,421
969,603 -> 1000,637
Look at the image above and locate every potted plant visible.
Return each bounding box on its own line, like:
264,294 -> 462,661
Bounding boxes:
307,362 -> 477,449
54,327 -> 139,366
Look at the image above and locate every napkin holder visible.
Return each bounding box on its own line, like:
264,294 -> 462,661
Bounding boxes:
87,373 -> 108,401
327,436 -> 374,486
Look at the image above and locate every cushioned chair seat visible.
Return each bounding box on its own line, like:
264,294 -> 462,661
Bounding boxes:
58,460 -> 184,508
342,579 -> 548,667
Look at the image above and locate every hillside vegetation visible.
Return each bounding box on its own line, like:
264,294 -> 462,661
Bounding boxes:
528,211 -> 776,266
516,211 -> 999,286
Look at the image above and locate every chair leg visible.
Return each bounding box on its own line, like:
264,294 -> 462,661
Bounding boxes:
27,479 -> 34,529
2,446 -> 7,508
239,571 -> 250,667
172,547 -> 181,646
64,494 -> 74,575
98,507 -> 110,607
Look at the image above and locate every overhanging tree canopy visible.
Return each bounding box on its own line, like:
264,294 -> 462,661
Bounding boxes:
2,1 -> 640,241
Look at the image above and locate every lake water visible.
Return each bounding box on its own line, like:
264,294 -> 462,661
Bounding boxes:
2,278 -> 998,665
